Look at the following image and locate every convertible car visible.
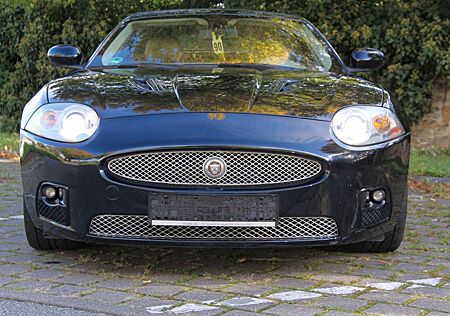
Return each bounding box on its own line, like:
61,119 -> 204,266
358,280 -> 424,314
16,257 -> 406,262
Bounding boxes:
20,9 -> 410,252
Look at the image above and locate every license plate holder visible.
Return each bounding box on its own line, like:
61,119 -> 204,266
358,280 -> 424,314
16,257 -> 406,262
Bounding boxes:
149,193 -> 279,227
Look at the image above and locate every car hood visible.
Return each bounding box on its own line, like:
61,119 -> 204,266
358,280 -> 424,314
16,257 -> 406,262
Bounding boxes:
47,68 -> 384,121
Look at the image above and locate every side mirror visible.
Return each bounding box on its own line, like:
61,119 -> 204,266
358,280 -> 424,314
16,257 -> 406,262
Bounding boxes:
350,48 -> 384,71
47,45 -> 83,69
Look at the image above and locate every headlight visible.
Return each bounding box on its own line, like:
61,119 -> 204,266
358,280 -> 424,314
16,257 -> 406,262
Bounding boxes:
24,103 -> 99,142
331,105 -> 405,146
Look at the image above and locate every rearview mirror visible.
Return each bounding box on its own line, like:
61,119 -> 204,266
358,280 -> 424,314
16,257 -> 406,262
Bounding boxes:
350,48 -> 384,71
47,45 -> 83,69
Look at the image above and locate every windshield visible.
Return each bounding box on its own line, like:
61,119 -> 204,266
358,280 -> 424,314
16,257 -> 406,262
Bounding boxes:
88,16 -> 334,71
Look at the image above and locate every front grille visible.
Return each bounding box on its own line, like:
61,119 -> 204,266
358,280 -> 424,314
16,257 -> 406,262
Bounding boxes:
89,215 -> 338,240
106,150 -> 322,187
37,200 -> 70,226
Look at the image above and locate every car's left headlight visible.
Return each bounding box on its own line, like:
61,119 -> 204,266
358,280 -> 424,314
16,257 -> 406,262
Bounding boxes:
331,105 -> 405,147
24,103 -> 100,142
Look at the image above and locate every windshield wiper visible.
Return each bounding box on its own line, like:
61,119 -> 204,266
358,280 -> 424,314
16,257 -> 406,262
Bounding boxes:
87,63 -> 306,72
87,64 -> 139,70
87,63 -> 178,71
216,63 -> 305,71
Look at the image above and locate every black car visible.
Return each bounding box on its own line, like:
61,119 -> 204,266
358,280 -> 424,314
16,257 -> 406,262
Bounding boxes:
20,9 -> 410,252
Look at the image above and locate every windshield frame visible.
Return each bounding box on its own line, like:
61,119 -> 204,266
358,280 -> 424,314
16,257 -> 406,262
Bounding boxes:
85,11 -> 348,73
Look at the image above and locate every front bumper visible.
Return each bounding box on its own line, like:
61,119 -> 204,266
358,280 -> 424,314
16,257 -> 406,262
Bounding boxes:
20,113 -> 410,247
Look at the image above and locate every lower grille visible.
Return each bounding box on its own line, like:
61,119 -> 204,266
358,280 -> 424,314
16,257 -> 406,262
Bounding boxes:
89,215 -> 338,240
37,200 -> 70,226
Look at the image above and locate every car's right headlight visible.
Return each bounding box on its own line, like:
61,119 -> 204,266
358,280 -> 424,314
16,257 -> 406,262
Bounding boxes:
331,105 -> 405,147
24,103 -> 100,143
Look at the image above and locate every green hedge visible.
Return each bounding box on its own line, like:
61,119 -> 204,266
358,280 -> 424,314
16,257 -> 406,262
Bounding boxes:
0,0 -> 449,132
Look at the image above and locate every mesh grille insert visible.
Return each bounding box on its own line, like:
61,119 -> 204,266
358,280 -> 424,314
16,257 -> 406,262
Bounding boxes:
37,200 -> 70,226
360,203 -> 391,228
89,215 -> 338,240
106,150 -> 322,187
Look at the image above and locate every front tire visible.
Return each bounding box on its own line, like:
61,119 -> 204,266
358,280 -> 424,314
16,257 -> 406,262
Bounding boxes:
24,200 -> 85,251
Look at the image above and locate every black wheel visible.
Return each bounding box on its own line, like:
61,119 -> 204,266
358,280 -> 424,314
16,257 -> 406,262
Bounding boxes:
342,192 -> 407,253
23,200 -> 86,251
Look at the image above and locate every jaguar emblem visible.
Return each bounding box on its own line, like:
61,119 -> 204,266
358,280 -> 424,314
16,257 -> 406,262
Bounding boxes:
203,157 -> 227,179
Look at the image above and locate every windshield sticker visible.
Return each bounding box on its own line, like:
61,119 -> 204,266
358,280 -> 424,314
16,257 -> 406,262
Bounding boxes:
211,32 -> 225,57
108,56 -> 123,65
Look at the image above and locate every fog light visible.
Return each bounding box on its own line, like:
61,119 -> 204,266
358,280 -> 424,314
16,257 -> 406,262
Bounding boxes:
372,190 -> 385,202
43,186 -> 57,199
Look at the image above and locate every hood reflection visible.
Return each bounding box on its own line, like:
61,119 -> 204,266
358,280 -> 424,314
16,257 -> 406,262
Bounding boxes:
47,68 -> 384,120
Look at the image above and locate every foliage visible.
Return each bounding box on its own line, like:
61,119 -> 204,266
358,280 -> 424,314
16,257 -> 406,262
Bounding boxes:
410,146 -> 450,178
0,0 -> 449,131
0,132 -> 19,156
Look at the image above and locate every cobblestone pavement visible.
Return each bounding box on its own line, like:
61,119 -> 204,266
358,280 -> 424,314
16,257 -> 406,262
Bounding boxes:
0,160 -> 449,316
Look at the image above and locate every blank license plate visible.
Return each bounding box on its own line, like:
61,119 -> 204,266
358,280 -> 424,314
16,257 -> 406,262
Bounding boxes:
149,193 -> 279,227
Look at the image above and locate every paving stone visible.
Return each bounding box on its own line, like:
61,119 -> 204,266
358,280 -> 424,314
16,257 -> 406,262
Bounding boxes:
391,262 -> 434,273
46,284 -> 92,296
5,279 -> 55,292
406,277 -> 442,286
95,278 -> 142,291
316,263 -> 355,273
20,268 -> 65,280
218,296 -> 274,311
264,303 -> 323,316
135,283 -> 186,297
163,303 -> 223,315
427,258 -> 450,266
272,278 -> 316,289
143,272 -> 182,284
2,254 -> 41,264
273,265 -> 314,277
312,295 -> 368,311
267,290 -> 322,301
352,267 -> 396,279
402,285 -> 450,297
124,296 -> 179,308
313,285 -> 365,295
409,298 -> 450,313
0,243 -> 23,251
175,289 -> 228,303
0,276 -> 17,286
323,311 -> 356,316
361,280 -> 405,291
365,303 -> 423,315
57,273 -> 105,286
426,312 -> 450,316
224,283 -> 273,296
0,264 -> 31,275
358,290 -> 414,304
310,273 -> 361,283
222,311 -> 261,316
82,289 -> 138,304
186,277 -> 233,289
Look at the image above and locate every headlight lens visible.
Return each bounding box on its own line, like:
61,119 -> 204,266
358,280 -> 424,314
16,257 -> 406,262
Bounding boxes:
25,103 -> 99,142
331,105 -> 405,146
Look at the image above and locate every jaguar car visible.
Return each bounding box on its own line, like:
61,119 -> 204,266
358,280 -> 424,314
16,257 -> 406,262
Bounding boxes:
20,9 -> 410,252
